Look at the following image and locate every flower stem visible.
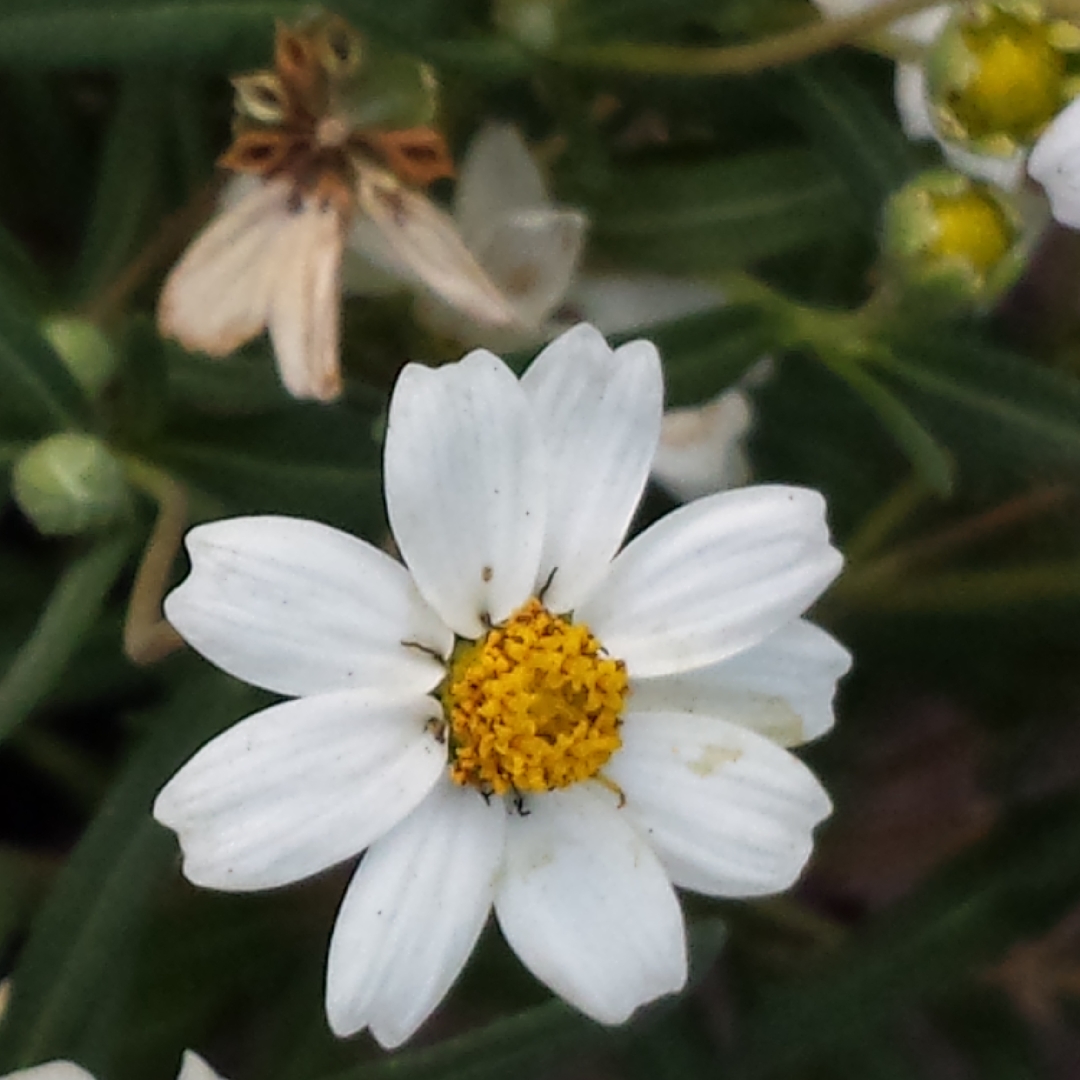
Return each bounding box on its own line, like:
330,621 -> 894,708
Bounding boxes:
0,531 -> 135,746
120,457 -> 188,666
556,0 -> 945,76
844,475 -> 932,565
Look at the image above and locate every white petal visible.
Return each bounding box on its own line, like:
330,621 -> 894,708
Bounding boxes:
1030,97 -> 1080,227
895,63 -> 935,141
353,168 -> 521,329
577,486 -> 843,678
608,711 -> 832,897
415,210 -> 587,350
651,389 -> 753,503
326,778 -> 505,1047
630,619 -> 851,747
385,350 -> 547,638
474,208 -> 587,329
495,785 -> 686,1024
267,198 -> 344,402
176,1052 -> 224,1080
3,1066 -> 96,1080
158,177 -> 293,356
520,324 -> 663,613
153,692 -> 445,891
164,516 -> 452,699
456,124 -> 550,246
568,273 -> 725,336
942,142 -> 1026,192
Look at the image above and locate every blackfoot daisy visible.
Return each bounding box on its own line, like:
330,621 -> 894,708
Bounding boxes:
153,323 -> 849,1047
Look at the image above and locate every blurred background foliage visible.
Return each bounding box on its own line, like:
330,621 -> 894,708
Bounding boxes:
3,0 -> 1080,1078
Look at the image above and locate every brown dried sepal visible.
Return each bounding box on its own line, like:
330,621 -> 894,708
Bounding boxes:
358,127 -> 456,188
218,130 -> 299,177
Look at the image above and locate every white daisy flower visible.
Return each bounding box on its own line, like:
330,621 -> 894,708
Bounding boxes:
3,1052 -> 222,1080
153,323 -> 847,1048
1029,95 -> 1080,226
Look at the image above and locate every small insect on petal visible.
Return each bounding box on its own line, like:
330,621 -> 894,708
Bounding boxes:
268,199 -> 345,402
355,168 -> 522,329
158,178 -> 298,358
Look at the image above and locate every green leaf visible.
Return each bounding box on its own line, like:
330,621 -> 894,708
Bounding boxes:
0,530 -> 135,747
821,351 -> 954,495
0,1 -> 287,70
68,74 -> 172,304
318,920 -> 726,1080
589,149 -> 854,275
0,663 -> 261,1069
152,405 -> 385,539
0,0 -> 465,69
771,59 -> 916,222
874,328 -> 1080,483
734,792 -> 1080,1077
0,286 -> 93,436
644,305 -> 775,408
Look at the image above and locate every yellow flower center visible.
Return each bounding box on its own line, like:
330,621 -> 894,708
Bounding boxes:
443,598 -> 628,796
928,188 -> 1012,274
949,12 -> 1065,141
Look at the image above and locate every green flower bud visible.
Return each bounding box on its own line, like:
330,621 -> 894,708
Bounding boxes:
42,316 -> 118,400
494,0 -> 568,50
882,169 -> 1030,307
927,0 -> 1080,156
13,433 -> 132,537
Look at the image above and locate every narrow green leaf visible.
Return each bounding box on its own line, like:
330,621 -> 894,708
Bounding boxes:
822,351 -> 954,495
873,332 -> 1080,480
643,305 -> 775,408
0,530 -> 134,746
0,287 -> 92,435
0,1 -> 288,69
69,74 -> 171,304
772,59 -> 915,221
0,0 -> 456,69
734,792 -> 1080,1076
589,150 -> 854,274
0,664 -> 261,1069
153,407 -> 385,539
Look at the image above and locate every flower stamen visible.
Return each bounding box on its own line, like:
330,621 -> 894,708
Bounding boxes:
443,598 -> 628,796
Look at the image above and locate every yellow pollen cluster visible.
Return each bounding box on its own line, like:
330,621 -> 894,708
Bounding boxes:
443,598 -> 628,796
929,188 -> 1012,274
950,13 -> 1066,141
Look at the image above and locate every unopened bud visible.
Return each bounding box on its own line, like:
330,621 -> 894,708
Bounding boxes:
494,0 -> 567,50
882,169 -> 1028,306
42,316 -> 118,400
13,433 -> 131,537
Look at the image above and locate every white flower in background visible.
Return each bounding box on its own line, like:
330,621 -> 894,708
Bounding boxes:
2,1052 -> 222,1080
893,2 -> 1080,192
160,15 -> 517,403
1029,95 -> 1080,226
357,122 -> 587,352
154,324 -> 848,1048
810,0 -> 950,47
